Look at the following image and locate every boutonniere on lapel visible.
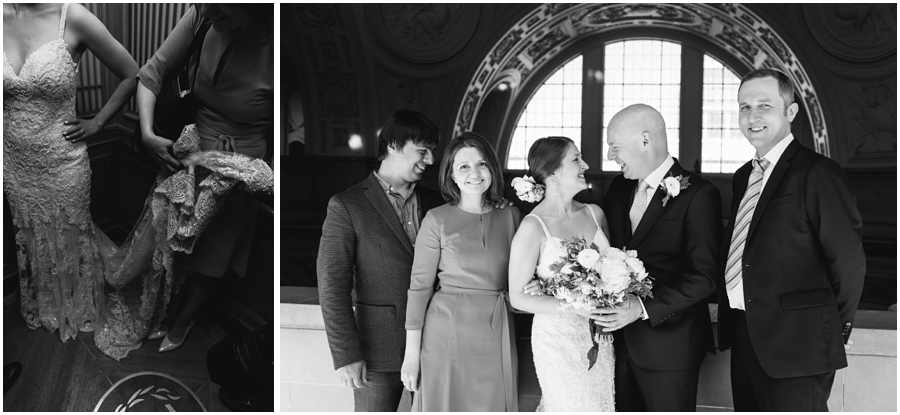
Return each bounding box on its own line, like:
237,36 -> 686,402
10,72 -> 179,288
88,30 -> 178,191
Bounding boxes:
659,173 -> 691,207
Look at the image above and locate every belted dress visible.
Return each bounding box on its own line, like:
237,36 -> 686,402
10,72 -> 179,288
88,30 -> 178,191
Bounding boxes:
405,204 -> 521,411
137,6 -> 273,278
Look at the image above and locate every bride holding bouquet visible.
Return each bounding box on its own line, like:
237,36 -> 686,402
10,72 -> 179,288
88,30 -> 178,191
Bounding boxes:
508,136 -> 620,411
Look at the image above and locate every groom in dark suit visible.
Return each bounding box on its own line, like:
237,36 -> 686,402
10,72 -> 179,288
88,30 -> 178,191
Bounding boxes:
317,110 -> 445,411
598,104 -> 723,411
717,69 -> 865,411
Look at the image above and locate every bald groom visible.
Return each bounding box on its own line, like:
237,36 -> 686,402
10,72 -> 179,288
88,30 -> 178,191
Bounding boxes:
597,104 -> 723,411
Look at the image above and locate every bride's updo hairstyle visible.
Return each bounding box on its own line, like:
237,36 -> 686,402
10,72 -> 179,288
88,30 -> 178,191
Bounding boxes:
526,136 -> 576,185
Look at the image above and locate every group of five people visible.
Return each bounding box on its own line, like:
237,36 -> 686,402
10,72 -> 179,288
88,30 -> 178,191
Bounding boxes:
317,68 -> 865,412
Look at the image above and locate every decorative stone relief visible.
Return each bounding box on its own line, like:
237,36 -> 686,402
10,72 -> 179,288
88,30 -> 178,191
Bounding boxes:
316,69 -> 359,121
842,81 -> 897,154
321,43 -> 339,61
804,4 -> 897,62
368,4 -> 481,64
375,67 -> 442,120
453,3 -> 831,156
297,4 -> 343,36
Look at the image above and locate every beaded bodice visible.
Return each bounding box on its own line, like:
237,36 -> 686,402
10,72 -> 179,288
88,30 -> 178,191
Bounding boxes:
3,3 -> 90,229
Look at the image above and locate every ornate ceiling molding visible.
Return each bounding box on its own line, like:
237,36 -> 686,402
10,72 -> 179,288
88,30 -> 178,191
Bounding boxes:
454,3 -> 831,156
367,4 -> 481,65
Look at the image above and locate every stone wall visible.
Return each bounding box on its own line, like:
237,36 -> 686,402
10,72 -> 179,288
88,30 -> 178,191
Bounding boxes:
280,287 -> 897,412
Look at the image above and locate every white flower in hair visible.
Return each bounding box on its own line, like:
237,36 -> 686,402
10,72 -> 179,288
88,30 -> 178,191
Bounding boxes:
512,175 -> 545,203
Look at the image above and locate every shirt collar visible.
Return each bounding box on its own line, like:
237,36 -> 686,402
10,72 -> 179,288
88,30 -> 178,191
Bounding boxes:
756,133 -> 793,167
373,171 -> 416,199
641,154 -> 675,191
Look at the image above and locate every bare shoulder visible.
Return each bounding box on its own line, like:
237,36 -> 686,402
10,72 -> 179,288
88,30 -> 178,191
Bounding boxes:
65,3 -> 95,24
586,203 -> 606,221
516,214 -> 546,240
64,3 -> 105,36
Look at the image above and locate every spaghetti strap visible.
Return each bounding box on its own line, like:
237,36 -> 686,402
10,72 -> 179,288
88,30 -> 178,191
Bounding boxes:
524,214 -> 552,239
58,3 -> 70,39
585,204 -> 600,230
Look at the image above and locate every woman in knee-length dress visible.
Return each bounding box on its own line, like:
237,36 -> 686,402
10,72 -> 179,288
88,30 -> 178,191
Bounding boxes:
401,133 -> 519,411
508,137 -> 616,411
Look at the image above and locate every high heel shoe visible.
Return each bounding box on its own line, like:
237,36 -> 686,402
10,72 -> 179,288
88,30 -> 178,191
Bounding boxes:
147,328 -> 168,340
158,320 -> 196,353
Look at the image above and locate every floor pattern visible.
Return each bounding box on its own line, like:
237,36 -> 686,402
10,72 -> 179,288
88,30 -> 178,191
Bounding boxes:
3,301 -> 230,412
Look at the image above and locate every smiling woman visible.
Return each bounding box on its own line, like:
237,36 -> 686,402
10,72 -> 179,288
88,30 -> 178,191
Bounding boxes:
438,132 -> 506,209
401,132 -> 522,411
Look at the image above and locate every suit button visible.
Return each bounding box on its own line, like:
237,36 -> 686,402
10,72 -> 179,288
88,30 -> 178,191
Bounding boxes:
744,264 -> 752,268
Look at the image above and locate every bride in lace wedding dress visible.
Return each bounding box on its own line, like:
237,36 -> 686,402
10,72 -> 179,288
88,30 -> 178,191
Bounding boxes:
3,3 -> 273,360
508,137 -> 615,411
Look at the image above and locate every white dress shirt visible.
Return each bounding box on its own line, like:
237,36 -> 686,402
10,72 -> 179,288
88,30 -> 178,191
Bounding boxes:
727,134 -> 795,310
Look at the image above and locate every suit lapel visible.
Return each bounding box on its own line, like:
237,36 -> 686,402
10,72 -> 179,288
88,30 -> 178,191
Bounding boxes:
628,160 -> 684,248
363,174 -> 414,255
747,139 -> 799,242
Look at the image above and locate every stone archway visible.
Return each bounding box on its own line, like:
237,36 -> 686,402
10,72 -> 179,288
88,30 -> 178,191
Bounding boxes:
454,3 -> 831,156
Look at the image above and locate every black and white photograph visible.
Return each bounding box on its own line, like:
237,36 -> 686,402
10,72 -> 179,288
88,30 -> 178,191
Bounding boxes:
282,3 -> 895,413
4,3 -> 274,411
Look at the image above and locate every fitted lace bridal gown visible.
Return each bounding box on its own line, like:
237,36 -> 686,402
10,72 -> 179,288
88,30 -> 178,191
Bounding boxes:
527,207 -> 616,412
3,4 -> 273,360
3,3 -> 106,343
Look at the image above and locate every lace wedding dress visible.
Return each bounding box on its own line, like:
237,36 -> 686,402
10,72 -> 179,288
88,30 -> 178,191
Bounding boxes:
527,208 -> 616,412
3,4 -> 273,360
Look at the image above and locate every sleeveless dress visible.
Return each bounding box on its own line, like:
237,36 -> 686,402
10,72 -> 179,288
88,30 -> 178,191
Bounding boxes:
3,4 -> 273,360
527,207 -> 616,412
3,3 -> 102,343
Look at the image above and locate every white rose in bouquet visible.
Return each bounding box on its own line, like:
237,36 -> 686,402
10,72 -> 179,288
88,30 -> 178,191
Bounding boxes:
664,176 -> 681,197
625,257 -> 648,281
602,247 -> 628,262
576,248 -> 600,269
598,258 -> 631,293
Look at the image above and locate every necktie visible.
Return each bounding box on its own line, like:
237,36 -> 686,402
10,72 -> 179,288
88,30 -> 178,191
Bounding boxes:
724,158 -> 771,290
629,180 -> 650,234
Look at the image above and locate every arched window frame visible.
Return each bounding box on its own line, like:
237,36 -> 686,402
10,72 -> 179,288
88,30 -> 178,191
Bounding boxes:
497,27 -> 806,179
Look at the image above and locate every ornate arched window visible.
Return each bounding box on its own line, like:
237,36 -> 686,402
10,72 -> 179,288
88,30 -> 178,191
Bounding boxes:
457,4 -> 827,177
507,36 -> 752,173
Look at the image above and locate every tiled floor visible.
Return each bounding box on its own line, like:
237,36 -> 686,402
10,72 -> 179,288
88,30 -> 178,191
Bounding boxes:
3,301 -> 230,412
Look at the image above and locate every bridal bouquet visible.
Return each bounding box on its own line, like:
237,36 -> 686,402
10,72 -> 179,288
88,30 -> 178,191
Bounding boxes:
538,237 -> 654,369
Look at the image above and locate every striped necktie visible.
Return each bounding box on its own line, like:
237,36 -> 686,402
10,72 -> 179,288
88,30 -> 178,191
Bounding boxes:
724,158 -> 771,290
629,180 -> 650,235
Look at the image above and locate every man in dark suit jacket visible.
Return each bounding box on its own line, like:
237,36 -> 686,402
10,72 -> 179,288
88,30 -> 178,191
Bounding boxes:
598,104 -> 723,411
317,110 -> 445,411
718,69 -> 865,411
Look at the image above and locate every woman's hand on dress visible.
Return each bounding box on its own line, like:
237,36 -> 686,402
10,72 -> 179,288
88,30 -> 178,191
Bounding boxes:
400,355 -> 420,392
522,278 -> 543,296
62,118 -> 100,142
142,131 -> 183,173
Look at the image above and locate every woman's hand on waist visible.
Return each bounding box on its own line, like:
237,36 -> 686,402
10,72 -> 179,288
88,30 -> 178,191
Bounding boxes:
62,118 -> 100,143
